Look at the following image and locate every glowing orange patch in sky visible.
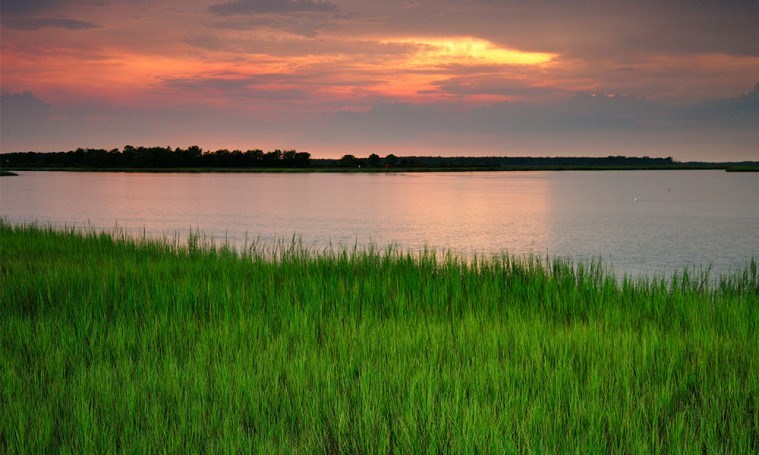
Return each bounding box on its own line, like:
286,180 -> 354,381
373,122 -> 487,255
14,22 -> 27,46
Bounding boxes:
3,32 -> 554,108
382,37 -> 555,67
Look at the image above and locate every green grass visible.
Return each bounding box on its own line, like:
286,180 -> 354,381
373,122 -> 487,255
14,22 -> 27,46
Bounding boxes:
1,222 -> 757,452
725,165 -> 759,172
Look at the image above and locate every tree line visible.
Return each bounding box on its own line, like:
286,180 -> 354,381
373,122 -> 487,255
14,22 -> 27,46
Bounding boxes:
376,155 -> 678,168
0,146 -> 312,169
1,146 -> 681,170
0,147 -> 407,169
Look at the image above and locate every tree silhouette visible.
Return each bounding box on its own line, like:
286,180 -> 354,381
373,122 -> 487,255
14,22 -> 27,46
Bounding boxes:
367,153 -> 381,167
339,154 -> 358,167
1,147 -> 685,170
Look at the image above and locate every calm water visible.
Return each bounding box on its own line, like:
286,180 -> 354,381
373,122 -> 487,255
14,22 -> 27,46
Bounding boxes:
2,170 -> 757,276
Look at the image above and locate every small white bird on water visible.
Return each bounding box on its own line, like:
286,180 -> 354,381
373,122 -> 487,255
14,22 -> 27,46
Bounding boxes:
634,197 -> 638,202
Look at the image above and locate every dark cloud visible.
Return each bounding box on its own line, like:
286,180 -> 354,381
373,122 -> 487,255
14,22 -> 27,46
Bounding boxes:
332,102 -> 443,140
5,18 -> 98,30
0,91 -> 55,148
163,76 -> 253,91
742,83 -> 759,105
209,0 -> 338,15
668,83 -> 759,128
0,0 -> 69,14
489,87 -> 759,133
330,83 -> 759,142
1,0 -> 99,31
205,1 -> 347,37
0,91 -> 50,117
314,84 -> 758,160
429,70 -> 563,99
161,75 -> 309,101
205,13 -> 336,37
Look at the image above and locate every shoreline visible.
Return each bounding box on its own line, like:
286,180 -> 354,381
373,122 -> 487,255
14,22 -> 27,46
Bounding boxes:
3,164 -> 755,173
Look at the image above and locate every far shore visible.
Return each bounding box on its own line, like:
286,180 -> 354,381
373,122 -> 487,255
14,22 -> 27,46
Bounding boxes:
3,164 -> 757,173
4,148 -> 757,173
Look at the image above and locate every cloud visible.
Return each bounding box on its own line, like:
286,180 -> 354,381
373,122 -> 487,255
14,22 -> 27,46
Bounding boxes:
206,0 -> 343,36
209,0 -> 338,15
312,88 -> 758,160
5,18 -> 98,30
205,13 -> 337,37
742,83 -> 759,105
0,91 -> 50,117
183,34 -> 415,59
340,1 -> 759,61
429,70 -> 563,100
327,83 -> 759,144
160,75 -> 309,101
332,102 -> 443,141
0,91 -> 56,149
669,83 -> 759,128
0,0 -> 69,14
0,0 -> 98,31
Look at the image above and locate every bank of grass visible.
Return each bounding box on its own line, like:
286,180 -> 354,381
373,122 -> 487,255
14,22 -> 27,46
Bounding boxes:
725,165 -> 759,172
1,222 -> 756,452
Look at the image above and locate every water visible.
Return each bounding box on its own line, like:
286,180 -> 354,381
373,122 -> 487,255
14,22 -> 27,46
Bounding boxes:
2,170 -> 757,276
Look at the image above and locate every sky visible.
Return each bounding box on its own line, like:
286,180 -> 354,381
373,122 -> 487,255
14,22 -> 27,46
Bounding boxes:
1,0 -> 758,160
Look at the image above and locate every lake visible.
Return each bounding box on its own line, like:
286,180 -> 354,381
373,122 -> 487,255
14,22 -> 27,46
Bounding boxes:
2,170 -> 757,277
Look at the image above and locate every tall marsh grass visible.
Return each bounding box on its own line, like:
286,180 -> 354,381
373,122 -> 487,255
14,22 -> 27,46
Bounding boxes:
1,221 -> 756,452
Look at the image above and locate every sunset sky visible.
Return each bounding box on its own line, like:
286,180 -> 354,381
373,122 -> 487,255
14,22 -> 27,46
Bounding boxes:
1,0 -> 757,160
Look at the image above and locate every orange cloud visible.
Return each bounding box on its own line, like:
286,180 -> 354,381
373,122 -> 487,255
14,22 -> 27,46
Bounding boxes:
382,37 -> 555,67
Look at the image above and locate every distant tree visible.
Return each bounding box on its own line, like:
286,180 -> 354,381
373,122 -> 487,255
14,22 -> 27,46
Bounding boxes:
245,149 -> 264,166
339,154 -> 358,167
294,152 -> 311,167
367,153 -> 381,167
399,157 -> 419,167
176,146 -> 202,167
282,150 -> 299,167
1,147 -> 685,171
213,149 -> 231,167
263,150 -> 283,166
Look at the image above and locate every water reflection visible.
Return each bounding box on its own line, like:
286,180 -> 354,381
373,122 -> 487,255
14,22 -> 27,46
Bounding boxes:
544,171 -> 759,276
1,170 -> 757,276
